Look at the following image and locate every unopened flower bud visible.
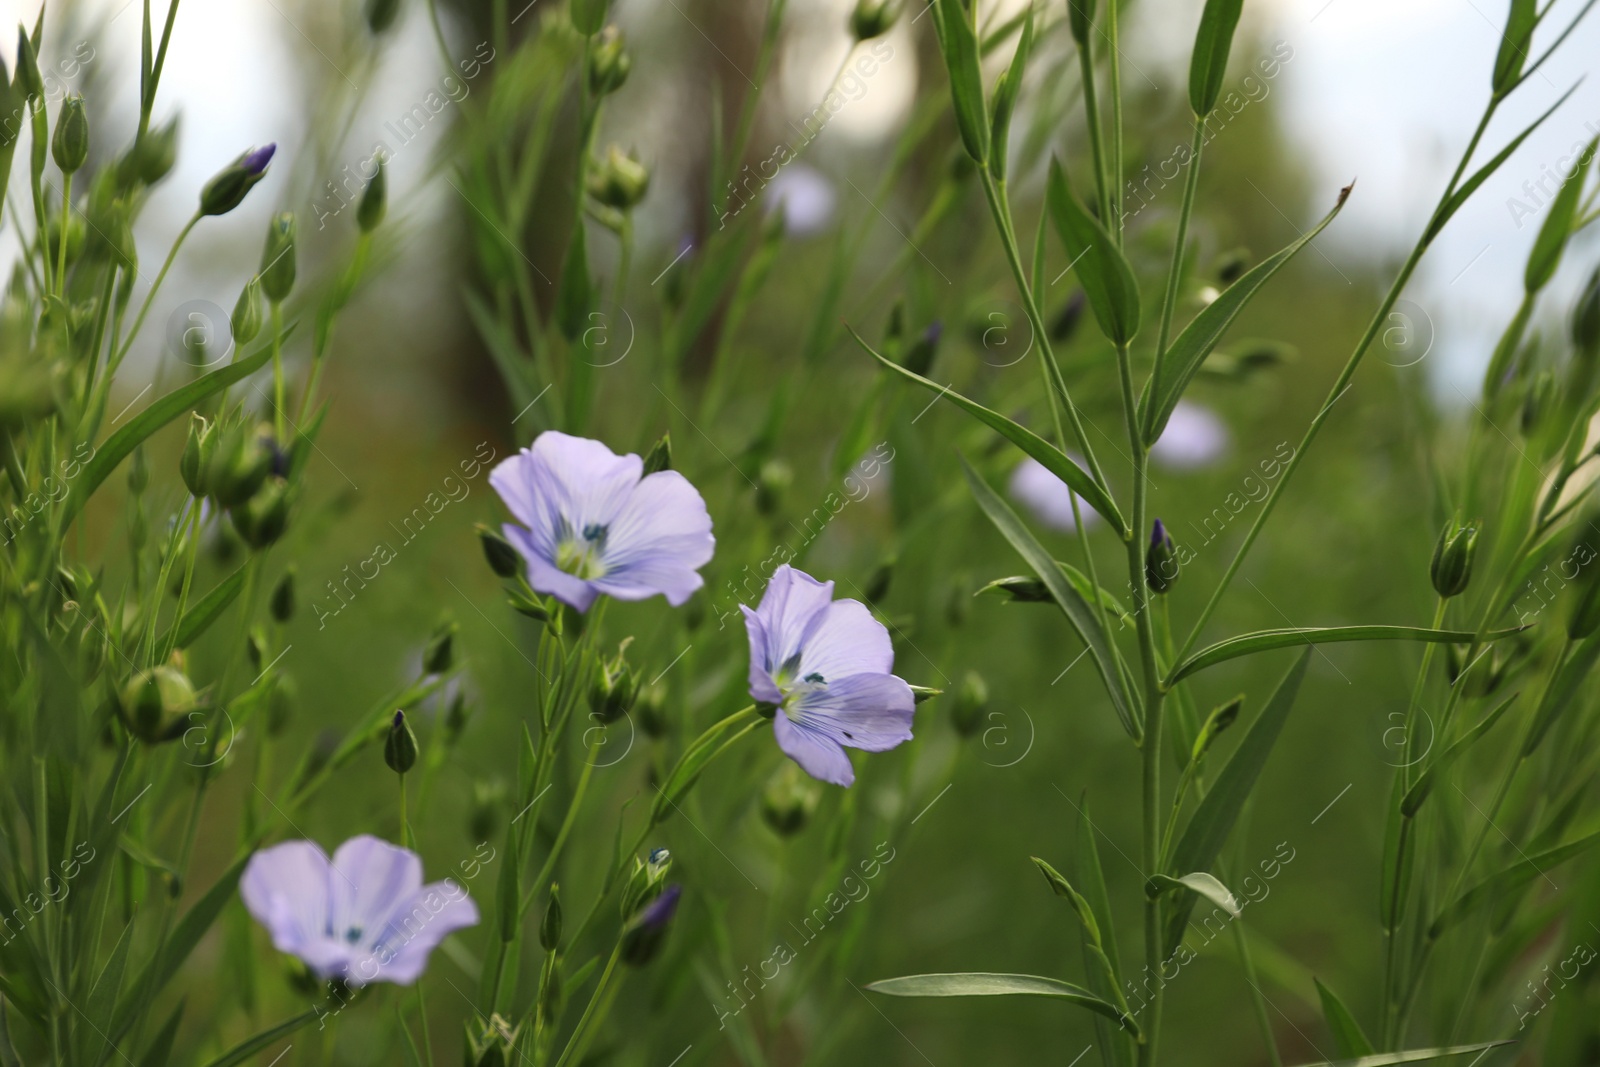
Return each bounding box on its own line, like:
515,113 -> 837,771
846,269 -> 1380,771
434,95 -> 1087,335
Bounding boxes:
620,848 -> 672,920
259,212 -> 297,303
384,709 -> 418,774
209,424 -> 273,507
540,886 -> 562,951
200,144 -> 275,217
756,458 -> 792,515
358,154 -> 387,232
231,476 -> 292,549
119,666 -> 200,743
271,566 -> 296,622
1430,517 -> 1480,599
952,670 -> 987,737
469,779 -> 503,842
903,321 -> 943,377
1145,518 -> 1178,594
586,145 -> 649,210
133,115 -> 180,186
1050,291 -> 1086,343
423,619 -> 458,674
642,433 -> 672,476
1191,695 -> 1243,763
589,643 -> 638,724
588,27 -> 632,96
760,763 -> 821,836
850,0 -> 897,40
231,277 -> 263,347
366,0 -> 402,34
1215,247 -> 1251,286
621,884 -> 680,965
636,681 -> 667,738
476,523 -> 523,579
445,689 -> 473,743
53,94 -> 89,175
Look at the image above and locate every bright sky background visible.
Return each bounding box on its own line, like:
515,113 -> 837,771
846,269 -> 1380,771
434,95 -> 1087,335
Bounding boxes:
3,0 -> 1598,398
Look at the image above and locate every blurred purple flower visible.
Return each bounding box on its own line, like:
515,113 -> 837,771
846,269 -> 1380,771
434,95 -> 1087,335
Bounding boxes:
1008,456 -> 1101,533
1151,400 -> 1229,470
241,835 -> 477,986
242,144 -> 276,175
742,565 -> 914,787
490,432 -> 715,612
765,164 -> 836,236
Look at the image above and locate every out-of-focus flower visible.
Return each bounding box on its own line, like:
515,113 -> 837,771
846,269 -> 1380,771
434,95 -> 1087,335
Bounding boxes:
765,164 -> 836,237
490,432 -> 715,612
240,835 -> 478,985
743,565 -> 914,787
1151,400 -> 1229,471
1008,457 -> 1100,533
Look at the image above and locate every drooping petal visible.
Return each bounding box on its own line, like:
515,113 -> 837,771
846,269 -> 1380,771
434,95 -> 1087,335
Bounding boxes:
794,673 -> 915,752
751,566 -> 834,675
329,836 -> 423,946
740,606 -> 784,704
241,841 -> 347,974
590,469 -> 715,605
773,711 -> 856,787
796,599 -> 894,681
354,881 -> 480,986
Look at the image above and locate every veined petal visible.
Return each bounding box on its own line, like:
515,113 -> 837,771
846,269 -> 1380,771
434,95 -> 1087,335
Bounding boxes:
507,523 -> 600,611
774,712 -> 856,786
591,470 -> 714,605
751,566 -> 834,674
797,599 -> 894,681
354,881 -> 480,986
741,606 -> 784,704
241,841 -> 336,963
794,673 -> 915,752
329,836 -> 423,946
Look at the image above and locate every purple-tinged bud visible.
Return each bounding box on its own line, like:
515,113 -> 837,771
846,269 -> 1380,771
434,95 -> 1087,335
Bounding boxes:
904,321 -> 943,377
620,884 -> 680,965
384,709 -> 418,774
199,144 -> 275,217
1146,519 -> 1178,594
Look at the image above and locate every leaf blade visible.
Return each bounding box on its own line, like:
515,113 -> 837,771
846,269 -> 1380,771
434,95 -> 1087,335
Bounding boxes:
1168,626 -> 1515,686
1047,156 -> 1140,345
864,973 -> 1132,1029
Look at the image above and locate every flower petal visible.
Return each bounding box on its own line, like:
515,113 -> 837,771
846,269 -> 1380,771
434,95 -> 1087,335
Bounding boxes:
1008,457 -> 1099,533
774,712 -> 856,787
505,523 -> 599,612
357,881 -> 481,985
797,599 -> 894,681
590,469 -> 715,606
741,606 -> 784,704
329,836 -> 423,943
795,673 -> 915,752
751,566 -> 834,674
241,841 -> 347,975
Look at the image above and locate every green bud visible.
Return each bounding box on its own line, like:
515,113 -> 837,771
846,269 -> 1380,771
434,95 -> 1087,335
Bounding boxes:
588,26 -> 631,96
635,681 -> 667,738
423,619 -> 458,674
199,144 -> 275,217
850,0 -> 897,39
1430,517 -> 1480,599
755,458 -> 792,516
760,763 -> 821,837
118,666 -> 200,743
14,28 -> 42,103
586,145 -> 650,210
384,709 -> 418,774
952,670 -> 987,737
476,523 -> 522,579
127,445 -> 150,494
903,321 -> 943,377
1215,247 -> 1251,286
1191,695 -> 1243,764
259,212 -> 297,303
366,0 -> 402,33
1068,0 -> 1095,47
467,1013 -> 521,1067
642,433 -> 672,475
231,476 -> 292,549
540,886 -> 562,951
620,884 -> 680,966
208,424 -> 272,507
620,848 -> 672,920
1145,519 -> 1178,594
231,277 -> 263,347
271,566 -> 296,622
267,672 -> 295,735
358,154 -> 387,231
589,641 -> 638,724
977,574 -> 1052,602
468,779 -> 503,842
133,115 -> 181,186
446,690 -> 473,743
52,95 -> 89,174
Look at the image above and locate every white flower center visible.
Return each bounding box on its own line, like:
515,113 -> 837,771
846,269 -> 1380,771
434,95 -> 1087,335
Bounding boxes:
555,520 -> 609,580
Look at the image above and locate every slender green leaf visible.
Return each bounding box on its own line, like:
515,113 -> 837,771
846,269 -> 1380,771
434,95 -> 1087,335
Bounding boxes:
1426,83 -> 1578,245
63,334 -> 281,527
136,1002 -> 184,1067
1430,829 -> 1600,937
961,456 -> 1135,734
1075,797 -> 1133,1067
1492,0 -> 1537,94
853,327 -> 1125,533
1523,631 -> 1600,756
1401,690 -> 1519,816
1149,872 -> 1240,919
196,1009 -> 320,1067
1290,1042 -> 1510,1067
865,973 -> 1133,1029
1526,136 -> 1596,291
1048,157 -> 1140,345
1167,625 -> 1512,686
84,924 -> 135,1067
159,562 -> 250,651
931,0 -> 989,163
1165,651 -> 1311,956
1144,189 -> 1347,441
1188,0 -> 1245,115
988,5 -> 1033,182
1314,977 -> 1375,1058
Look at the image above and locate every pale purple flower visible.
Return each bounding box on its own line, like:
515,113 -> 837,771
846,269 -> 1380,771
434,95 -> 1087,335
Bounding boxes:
765,164 -> 836,236
490,432 -> 715,612
742,565 -> 914,787
1008,456 -> 1101,533
1151,400 -> 1229,470
241,835 -> 478,986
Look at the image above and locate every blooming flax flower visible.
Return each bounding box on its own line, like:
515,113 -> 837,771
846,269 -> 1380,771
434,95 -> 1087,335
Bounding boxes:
743,565 -> 914,787
491,432 -> 715,612
1151,400 -> 1229,471
241,835 -> 478,985
1009,456 -> 1100,533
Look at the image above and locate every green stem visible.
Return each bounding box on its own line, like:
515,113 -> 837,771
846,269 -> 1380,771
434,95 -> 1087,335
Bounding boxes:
106,213 -> 201,381
1074,39 -> 1111,228
1152,120 -> 1205,370
270,302 -> 286,441
54,173 -> 72,299
1107,0 -> 1124,241
551,943 -> 623,1067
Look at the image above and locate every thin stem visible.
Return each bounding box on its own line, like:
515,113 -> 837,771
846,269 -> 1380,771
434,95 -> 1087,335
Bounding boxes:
270,302 -> 286,440
107,213 -> 201,379
551,943 -> 623,1067
1074,38 -> 1111,227
54,173 -> 72,299
1106,0 -> 1124,241
1153,120 -> 1206,368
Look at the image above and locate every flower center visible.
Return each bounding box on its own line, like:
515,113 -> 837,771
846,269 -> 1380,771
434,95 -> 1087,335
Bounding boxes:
344,925 -> 363,944
555,521 -> 609,580
771,652 -> 826,718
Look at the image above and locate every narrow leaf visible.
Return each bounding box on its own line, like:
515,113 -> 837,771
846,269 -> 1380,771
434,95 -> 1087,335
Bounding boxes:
1165,651 -> 1311,956
988,5 -> 1034,181
1430,829 -> 1600,937
961,456 -> 1135,734
931,0 -> 989,163
1526,136 -> 1596,292
1289,1043 -> 1511,1067
196,1009 -> 320,1067
159,563 -> 250,651
1401,690 -> 1519,817
1077,798 -> 1134,1067
136,1002 -> 185,1067
1149,872 -> 1240,919
1167,625 -> 1510,686
1188,0 -> 1246,115
865,973 -> 1133,1030
1523,631 -> 1600,757
1047,157 -> 1140,345
853,326 -> 1125,533
1144,188 -> 1347,441
1314,977 -> 1375,1058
